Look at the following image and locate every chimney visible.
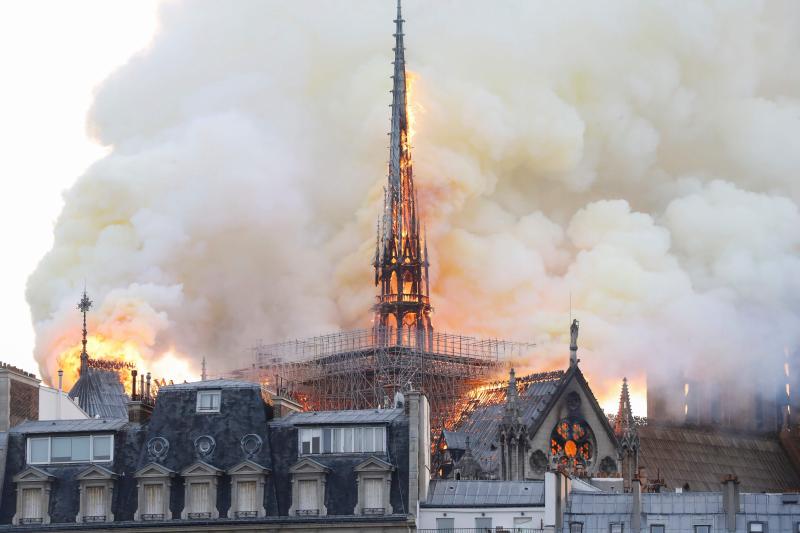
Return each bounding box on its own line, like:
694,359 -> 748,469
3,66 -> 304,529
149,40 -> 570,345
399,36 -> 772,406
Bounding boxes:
544,469 -> 569,532
631,475 -> 642,533
57,369 -> 63,420
406,390 -> 430,516
722,474 -> 740,532
128,369 -> 153,424
270,393 -> 302,419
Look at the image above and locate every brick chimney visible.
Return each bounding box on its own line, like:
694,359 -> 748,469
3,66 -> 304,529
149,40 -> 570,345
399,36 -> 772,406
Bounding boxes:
0,362 -> 40,431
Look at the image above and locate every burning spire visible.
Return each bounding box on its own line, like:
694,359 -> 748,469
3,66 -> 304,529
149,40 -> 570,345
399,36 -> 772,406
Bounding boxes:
77,289 -> 93,377
373,0 -> 433,347
614,377 -> 634,438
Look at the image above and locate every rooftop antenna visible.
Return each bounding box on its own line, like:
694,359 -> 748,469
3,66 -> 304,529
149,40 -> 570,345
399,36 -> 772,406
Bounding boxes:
77,285 -> 93,377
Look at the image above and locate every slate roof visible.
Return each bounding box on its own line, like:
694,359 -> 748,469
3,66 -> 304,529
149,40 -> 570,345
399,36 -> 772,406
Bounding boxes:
448,371 -> 565,474
423,480 -> 545,507
271,408 -> 405,426
10,418 -> 127,434
159,379 -> 261,391
638,425 -> 800,492
68,368 -> 128,419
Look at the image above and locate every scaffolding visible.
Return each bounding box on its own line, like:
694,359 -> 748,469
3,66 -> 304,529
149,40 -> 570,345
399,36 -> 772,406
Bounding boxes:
250,325 -> 535,435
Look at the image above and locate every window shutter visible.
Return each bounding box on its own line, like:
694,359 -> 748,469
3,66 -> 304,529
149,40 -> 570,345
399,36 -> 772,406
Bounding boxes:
238,481 -> 257,512
364,478 -> 382,509
86,486 -> 105,517
298,479 -> 317,510
191,482 -> 209,513
22,488 -> 41,519
144,484 -> 162,515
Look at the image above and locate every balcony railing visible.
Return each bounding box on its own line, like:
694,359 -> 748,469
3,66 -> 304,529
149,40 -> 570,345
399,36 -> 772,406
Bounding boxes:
83,515 -> 107,522
235,511 -> 259,518
296,509 -> 320,516
362,507 -> 385,515
141,514 -> 164,521
377,293 -> 430,305
188,512 -> 212,519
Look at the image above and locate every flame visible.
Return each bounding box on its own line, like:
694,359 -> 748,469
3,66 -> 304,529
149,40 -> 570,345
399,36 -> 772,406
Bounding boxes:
405,70 -> 423,144
56,334 -> 145,393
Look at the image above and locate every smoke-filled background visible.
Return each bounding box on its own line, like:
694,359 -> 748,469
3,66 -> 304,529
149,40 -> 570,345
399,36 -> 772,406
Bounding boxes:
26,0 -> 800,414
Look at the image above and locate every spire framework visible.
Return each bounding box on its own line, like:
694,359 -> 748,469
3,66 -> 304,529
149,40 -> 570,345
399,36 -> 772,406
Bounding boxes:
374,0 -> 433,348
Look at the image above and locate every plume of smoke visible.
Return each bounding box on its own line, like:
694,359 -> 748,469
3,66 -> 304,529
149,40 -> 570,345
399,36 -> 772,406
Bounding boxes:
27,1 -> 800,411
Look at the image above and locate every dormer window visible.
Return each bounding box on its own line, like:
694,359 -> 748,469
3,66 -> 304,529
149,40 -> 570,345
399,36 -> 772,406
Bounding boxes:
353,456 -> 394,516
196,390 -> 221,413
12,466 -> 54,525
27,435 -> 114,464
180,461 -> 222,520
134,463 -> 175,521
298,426 -> 386,455
76,465 -> 117,523
288,457 -> 330,517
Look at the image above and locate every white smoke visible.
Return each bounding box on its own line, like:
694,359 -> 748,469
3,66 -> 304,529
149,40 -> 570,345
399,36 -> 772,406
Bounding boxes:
27,0 -> 800,412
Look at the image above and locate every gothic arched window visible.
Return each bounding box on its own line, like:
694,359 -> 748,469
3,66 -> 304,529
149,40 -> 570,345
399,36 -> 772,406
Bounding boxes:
550,418 -> 594,471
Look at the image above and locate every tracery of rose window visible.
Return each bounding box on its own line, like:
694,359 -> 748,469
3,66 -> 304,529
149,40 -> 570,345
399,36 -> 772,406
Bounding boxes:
550,418 -> 594,471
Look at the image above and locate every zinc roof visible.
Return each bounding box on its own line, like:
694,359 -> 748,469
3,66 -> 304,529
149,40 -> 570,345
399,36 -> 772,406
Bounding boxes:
450,372 -> 564,475
160,379 -> 261,391
423,480 -> 544,507
11,418 -> 127,434
68,369 -> 128,420
270,408 -> 405,426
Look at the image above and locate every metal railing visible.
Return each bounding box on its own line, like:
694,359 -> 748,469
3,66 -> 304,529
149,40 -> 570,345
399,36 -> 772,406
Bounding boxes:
362,507 -> 386,515
188,512 -> 212,519
376,293 -> 430,305
82,515 -> 107,522
234,511 -> 259,518
296,509 -> 320,516
141,514 -> 164,521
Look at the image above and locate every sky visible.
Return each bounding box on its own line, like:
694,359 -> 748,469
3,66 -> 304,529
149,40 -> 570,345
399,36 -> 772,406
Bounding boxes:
0,1 -> 159,373
7,1 -> 800,420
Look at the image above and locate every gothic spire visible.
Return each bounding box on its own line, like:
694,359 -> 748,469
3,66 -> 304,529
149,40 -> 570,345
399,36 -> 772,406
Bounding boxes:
373,0 -> 433,347
77,288 -> 93,376
614,377 -> 634,438
389,0 -> 407,191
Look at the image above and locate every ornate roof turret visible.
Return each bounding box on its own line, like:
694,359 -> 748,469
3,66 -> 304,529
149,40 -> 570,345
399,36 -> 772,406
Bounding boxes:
453,435 -> 483,480
503,367 -> 522,424
68,288 -> 129,419
615,377 -> 634,438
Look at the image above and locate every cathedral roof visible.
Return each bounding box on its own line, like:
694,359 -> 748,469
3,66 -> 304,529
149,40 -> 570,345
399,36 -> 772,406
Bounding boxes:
446,370 -> 566,475
68,368 -> 128,420
638,425 -> 800,492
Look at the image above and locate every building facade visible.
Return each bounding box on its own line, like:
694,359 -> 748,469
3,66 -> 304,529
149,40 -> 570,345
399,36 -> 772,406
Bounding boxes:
0,379 -> 430,531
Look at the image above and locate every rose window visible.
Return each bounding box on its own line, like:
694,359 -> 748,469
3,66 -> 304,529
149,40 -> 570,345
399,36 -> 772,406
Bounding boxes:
550,418 -> 593,470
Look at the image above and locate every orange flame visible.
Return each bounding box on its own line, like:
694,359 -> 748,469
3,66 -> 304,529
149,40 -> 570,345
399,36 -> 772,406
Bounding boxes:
56,334 -> 146,393
406,70 -> 423,144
